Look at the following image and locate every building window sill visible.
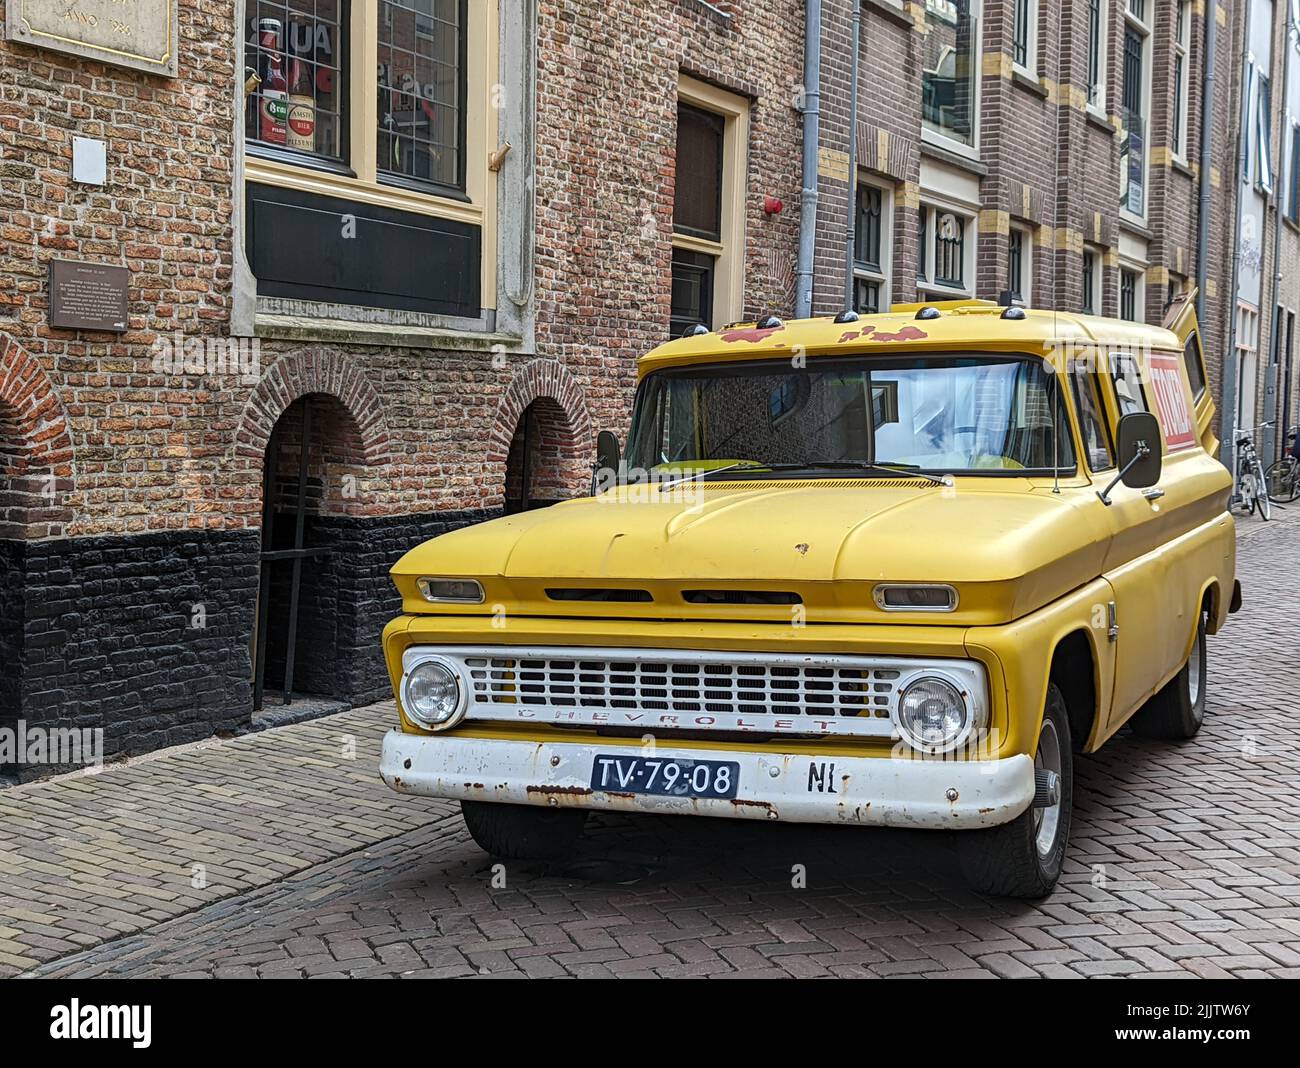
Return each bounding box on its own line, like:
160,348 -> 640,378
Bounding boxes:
1011,68 -> 1047,98
1171,156 -> 1195,180
919,136 -> 988,177
863,0 -> 914,29
254,311 -> 522,352
1085,108 -> 1115,136
678,0 -> 734,27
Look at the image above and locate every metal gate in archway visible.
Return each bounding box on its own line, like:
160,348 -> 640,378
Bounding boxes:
252,396 -> 333,710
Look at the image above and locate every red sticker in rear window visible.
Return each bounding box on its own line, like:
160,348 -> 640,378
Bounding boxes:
1148,352 -> 1196,451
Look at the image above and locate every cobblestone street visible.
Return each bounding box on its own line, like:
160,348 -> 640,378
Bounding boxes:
3,512 -> 1297,979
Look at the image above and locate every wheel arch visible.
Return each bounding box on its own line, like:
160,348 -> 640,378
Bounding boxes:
1048,628 -> 1102,754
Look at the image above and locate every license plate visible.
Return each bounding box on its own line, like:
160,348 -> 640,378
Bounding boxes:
590,754 -> 740,799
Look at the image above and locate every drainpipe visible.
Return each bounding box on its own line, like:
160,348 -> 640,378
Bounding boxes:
795,0 -> 822,319
843,1 -> 862,311
1195,0 -> 1218,327
1263,16 -> 1296,462
1223,0 -> 1254,477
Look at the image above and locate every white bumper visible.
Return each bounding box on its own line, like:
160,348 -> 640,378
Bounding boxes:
379,730 -> 1035,830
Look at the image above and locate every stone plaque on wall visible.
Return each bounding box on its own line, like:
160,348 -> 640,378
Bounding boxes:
48,260 -> 130,333
5,0 -> 178,78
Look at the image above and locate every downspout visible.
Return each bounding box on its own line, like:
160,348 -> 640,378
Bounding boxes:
1195,0 -> 1218,326
795,0 -> 822,319
1223,0 -> 1254,476
1263,16 -> 1295,462
843,1 -> 862,311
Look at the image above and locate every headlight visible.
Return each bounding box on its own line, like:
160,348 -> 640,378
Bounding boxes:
895,675 -> 971,752
417,577 -> 484,604
402,659 -> 465,728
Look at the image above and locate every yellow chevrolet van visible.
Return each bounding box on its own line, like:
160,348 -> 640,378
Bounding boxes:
379,294 -> 1238,897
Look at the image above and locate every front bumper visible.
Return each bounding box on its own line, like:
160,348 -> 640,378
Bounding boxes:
379,730 -> 1035,830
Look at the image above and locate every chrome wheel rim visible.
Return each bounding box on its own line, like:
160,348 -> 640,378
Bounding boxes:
1033,718 -> 1063,858
1188,629 -> 1203,706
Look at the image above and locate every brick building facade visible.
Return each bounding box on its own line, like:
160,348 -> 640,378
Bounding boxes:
813,0 -> 1239,359
0,0 -> 803,777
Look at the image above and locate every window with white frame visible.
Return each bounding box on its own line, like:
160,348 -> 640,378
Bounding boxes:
1013,0 -> 1038,74
917,202 -> 975,296
1172,1 -> 1191,161
1236,303 -> 1260,430
1008,224 -> 1032,305
1119,265 -> 1144,321
1087,0 -> 1108,113
1120,0 -> 1152,218
922,0 -> 982,150
1257,73 -> 1274,194
1082,246 -> 1103,315
853,180 -> 893,314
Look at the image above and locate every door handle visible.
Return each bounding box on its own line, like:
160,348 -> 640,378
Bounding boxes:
1142,487 -> 1165,501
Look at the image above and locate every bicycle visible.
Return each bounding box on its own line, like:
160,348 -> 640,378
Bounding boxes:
1265,426 -> 1300,504
1234,423 -> 1273,520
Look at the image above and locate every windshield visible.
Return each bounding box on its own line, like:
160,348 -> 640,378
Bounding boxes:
626,355 -> 1077,475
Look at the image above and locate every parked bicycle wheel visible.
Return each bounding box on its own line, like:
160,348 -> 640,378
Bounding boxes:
1238,466 -> 1260,516
1253,462 -> 1272,520
1266,459 -> 1300,503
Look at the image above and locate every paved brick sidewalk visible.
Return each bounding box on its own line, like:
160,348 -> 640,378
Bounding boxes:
11,508 -> 1300,978
0,706 -> 457,976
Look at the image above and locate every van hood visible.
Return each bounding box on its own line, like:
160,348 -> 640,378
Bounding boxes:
392,480 -> 1112,625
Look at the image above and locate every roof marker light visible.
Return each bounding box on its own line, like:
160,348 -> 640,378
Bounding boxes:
757,314 -> 783,329
833,310 -> 860,324
683,323 -> 711,337
915,306 -> 942,321
1001,306 -> 1027,321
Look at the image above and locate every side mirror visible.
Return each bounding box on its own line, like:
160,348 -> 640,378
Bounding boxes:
592,430 -> 621,495
1099,411 -> 1162,505
1117,412 -> 1162,488
596,430 -> 621,473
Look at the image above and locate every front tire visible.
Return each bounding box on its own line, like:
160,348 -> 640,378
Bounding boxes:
460,800 -> 588,859
958,683 -> 1073,899
1129,612 -> 1207,740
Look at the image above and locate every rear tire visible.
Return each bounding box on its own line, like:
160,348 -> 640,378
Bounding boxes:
460,800 -> 588,860
1129,613 -> 1207,740
958,683 -> 1073,899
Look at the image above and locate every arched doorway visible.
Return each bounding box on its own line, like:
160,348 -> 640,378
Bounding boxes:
253,393 -> 369,710
503,398 -> 584,514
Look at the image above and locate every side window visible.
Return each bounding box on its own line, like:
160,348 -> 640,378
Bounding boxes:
1182,333 -> 1207,401
1072,373 -> 1116,471
1110,351 -> 1149,415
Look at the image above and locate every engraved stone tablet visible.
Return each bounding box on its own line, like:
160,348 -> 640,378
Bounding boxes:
5,0 -> 178,78
48,260 -> 130,333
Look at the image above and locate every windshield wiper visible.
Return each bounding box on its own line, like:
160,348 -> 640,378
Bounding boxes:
658,461 -> 769,490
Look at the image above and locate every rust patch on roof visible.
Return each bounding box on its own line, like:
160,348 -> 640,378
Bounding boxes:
869,325 -> 928,343
720,325 -> 786,344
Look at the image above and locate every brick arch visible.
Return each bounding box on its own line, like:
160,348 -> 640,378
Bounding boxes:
0,334 -> 75,539
488,359 -> 593,466
233,347 -> 392,467
488,360 -> 594,506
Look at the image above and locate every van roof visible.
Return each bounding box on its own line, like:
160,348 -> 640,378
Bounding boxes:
639,300 -> 1180,376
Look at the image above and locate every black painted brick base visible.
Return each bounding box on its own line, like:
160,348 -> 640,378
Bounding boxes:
1,509 -> 494,780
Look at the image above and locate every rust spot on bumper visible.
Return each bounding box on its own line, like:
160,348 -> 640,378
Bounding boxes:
526,784 -> 593,796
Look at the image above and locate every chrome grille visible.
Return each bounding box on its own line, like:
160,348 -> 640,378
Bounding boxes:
408,646 -> 981,739
465,655 -> 898,718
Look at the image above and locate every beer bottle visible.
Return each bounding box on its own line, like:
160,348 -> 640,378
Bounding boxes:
287,50 -> 316,153
258,19 -> 288,146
